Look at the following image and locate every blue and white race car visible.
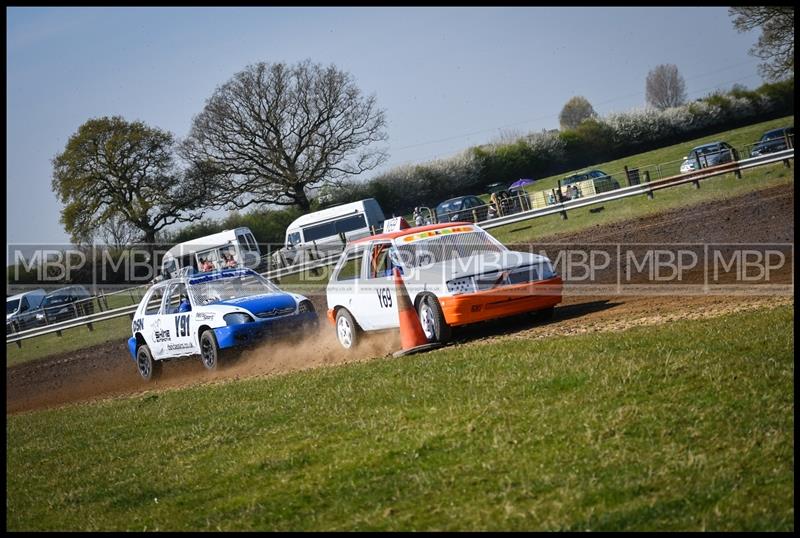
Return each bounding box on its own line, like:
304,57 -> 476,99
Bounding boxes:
128,268 -> 318,380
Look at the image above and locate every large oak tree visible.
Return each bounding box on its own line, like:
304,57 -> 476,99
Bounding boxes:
181,60 -> 389,211
52,116 -> 212,246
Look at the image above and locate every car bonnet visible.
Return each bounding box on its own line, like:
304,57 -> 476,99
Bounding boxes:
213,292 -> 297,316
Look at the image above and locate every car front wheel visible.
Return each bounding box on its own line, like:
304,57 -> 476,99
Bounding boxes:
136,343 -> 162,381
417,294 -> 451,344
200,330 -> 220,370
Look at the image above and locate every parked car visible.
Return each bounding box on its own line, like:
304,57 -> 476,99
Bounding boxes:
750,127 -> 794,157
326,222 -> 562,349
128,267 -> 318,380
6,289 -> 47,334
680,141 -> 736,173
35,285 -> 94,325
435,195 -> 488,223
560,170 -> 620,199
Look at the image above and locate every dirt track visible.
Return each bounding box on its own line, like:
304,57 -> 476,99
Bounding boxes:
7,185 -> 794,415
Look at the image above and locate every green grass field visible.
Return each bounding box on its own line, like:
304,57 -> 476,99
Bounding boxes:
7,305 -> 793,531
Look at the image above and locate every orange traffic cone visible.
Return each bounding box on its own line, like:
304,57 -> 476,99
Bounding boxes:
392,267 -> 442,357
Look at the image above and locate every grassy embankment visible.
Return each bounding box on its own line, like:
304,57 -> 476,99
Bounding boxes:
7,305 -> 793,531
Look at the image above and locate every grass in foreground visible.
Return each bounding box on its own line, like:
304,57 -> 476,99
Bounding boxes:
7,305 -> 793,531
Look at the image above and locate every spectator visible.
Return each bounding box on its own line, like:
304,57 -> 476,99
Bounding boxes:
224,253 -> 238,268
200,258 -> 214,272
488,193 -> 500,219
413,207 -> 424,227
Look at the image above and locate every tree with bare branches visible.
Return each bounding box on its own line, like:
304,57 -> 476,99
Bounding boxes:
729,6 -> 794,82
645,64 -> 688,110
181,60 -> 389,211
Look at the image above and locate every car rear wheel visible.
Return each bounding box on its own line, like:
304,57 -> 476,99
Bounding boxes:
136,343 -> 162,381
200,330 -> 220,370
417,294 -> 451,344
335,309 -> 360,350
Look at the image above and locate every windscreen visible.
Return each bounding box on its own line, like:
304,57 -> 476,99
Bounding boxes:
189,271 -> 280,305
7,299 -> 20,315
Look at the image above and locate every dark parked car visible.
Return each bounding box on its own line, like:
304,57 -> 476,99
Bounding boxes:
751,127 -> 794,157
435,195 -> 488,223
561,170 -> 620,198
35,285 -> 95,325
680,141 -> 737,173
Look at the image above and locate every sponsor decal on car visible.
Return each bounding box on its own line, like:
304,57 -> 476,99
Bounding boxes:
195,312 -> 216,321
400,225 -> 473,243
154,329 -> 171,342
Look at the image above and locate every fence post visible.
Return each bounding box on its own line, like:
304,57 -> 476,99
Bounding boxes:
644,171 -> 654,199
556,180 -> 568,219
732,148 -> 742,179
692,150 -> 702,188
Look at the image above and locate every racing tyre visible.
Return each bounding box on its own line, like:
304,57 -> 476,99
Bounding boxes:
418,294 -> 451,344
200,330 -> 220,370
335,309 -> 360,350
136,343 -> 162,381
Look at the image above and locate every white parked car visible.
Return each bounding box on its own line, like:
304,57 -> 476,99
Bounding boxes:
128,268 -> 318,380
325,222 -> 562,349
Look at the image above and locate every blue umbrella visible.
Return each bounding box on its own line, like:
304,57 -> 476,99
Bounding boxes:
510,178 -> 534,189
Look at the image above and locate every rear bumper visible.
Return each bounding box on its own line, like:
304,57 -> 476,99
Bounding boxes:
439,276 -> 562,326
213,311 -> 319,349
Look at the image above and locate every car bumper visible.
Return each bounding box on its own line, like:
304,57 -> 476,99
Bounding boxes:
439,276 -> 563,326
213,312 -> 319,349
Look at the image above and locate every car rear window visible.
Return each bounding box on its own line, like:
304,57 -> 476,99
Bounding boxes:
394,231 -> 504,268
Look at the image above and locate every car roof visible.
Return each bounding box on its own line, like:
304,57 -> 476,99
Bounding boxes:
351,222 -> 474,245
692,141 -> 723,149
438,196 -> 474,204
7,289 -> 46,301
186,267 -> 259,285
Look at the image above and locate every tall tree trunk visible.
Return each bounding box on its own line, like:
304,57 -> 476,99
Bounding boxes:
293,184 -> 311,210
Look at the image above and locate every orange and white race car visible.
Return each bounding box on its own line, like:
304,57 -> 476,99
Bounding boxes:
325,221 -> 562,349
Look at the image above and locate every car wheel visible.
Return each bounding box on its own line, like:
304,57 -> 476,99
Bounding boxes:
200,330 -> 220,370
136,343 -> 162,381
417,294 -> 451,344
335,308 -> 360,350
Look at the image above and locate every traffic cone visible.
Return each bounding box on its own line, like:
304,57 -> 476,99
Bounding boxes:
392,267 -> 442,357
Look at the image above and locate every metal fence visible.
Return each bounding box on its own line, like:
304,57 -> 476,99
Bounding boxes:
6,143 -> 794,347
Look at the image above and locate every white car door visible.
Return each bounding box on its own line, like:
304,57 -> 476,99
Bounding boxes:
139,284 -> 169,359
355,241 -> 401,330
156,281 -> 198,358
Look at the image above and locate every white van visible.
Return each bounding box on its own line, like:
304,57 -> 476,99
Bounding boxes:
276,199 -> 385,266
159,227 -> 261,280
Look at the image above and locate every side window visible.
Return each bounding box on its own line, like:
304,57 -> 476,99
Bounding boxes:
336,248 -> 364,281
287,232 -> 301,246
165,283 -> 190,314
20,297 -> 29,312
246,233 -> 258,252
368,243 -> 393,279
144,286 -> 167,316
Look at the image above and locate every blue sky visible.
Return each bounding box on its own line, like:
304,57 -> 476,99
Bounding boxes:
6,6 -> 762,246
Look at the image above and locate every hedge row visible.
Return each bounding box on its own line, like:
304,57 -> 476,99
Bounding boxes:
328,78 -> 794,214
